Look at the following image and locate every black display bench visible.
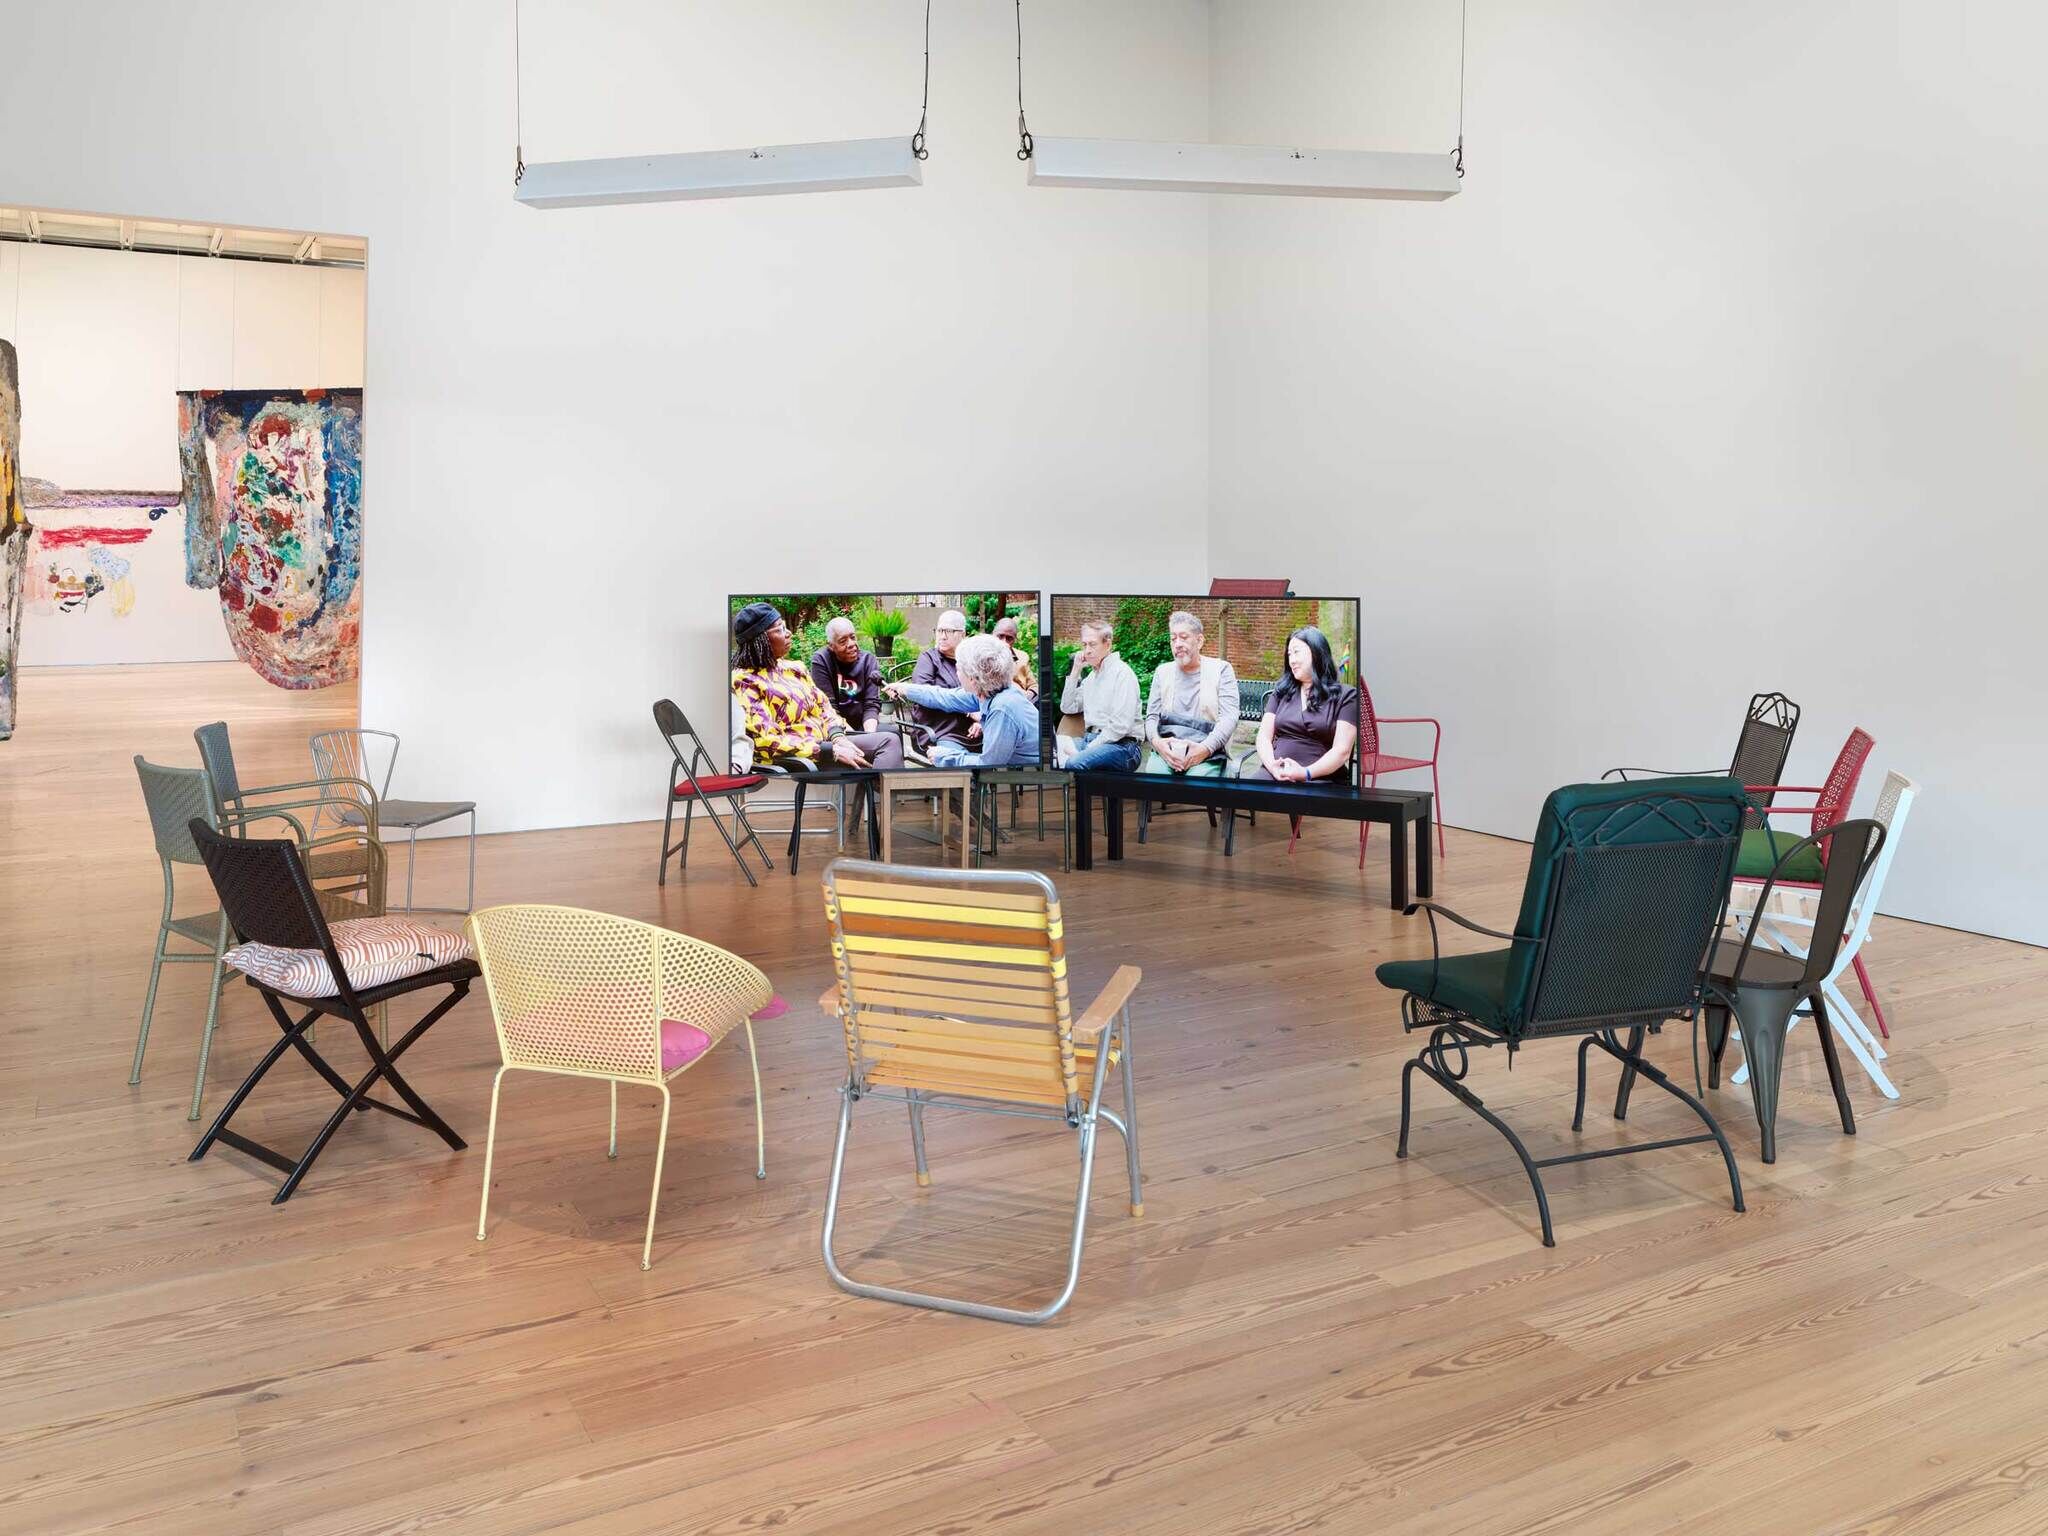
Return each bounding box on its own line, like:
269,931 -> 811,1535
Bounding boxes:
1068,771 -> 1434,910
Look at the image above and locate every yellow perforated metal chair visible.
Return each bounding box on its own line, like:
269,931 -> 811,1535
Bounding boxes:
466,903 -> 775,1269
818,858 -> 1142,1325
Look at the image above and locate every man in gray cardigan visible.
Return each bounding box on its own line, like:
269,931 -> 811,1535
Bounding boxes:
1142,610 -> 1240,776
1058,618 -> 1143,771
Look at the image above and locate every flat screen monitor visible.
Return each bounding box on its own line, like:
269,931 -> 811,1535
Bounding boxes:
1045,593 -> 1363,782
724,591 -> 1043,773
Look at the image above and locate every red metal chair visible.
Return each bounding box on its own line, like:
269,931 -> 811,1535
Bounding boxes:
1355,678 -> 1445,867
1737,725 -> 1887,1036
654,699 -> 772,888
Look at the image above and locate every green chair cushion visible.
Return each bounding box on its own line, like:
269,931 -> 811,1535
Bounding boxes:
1375,948 -> 1515,1027
1736,826 -> 1824,882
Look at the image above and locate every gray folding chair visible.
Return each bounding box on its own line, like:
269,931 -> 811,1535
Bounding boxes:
310,728 -> 477,913
131,757 -> 234,1121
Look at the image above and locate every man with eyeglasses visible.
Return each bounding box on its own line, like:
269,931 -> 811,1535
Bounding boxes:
906,608 -> 979,766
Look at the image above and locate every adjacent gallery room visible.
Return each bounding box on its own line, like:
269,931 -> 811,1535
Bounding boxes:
2,1 -> 2044,1532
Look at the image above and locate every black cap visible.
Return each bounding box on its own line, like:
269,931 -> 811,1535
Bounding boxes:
732,602 -> 780,643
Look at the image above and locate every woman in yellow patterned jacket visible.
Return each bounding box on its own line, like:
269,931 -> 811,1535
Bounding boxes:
729,602 -> 905,772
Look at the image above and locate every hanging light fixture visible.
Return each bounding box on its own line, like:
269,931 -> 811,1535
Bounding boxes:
1015,0 -> 1466,201
512,1 -> 932,207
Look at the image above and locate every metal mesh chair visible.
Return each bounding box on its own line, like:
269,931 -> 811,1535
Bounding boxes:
130,757 -> 234,1120
653,699 -> 771,887
1606,691 -> 1801,829
467,904 -> 775,1269
817,859 -> 1142,1325
184,819 -> 477,1203
1375,778 -> 1750,1247
196,720 -> 387,913
310,727 -> 477,913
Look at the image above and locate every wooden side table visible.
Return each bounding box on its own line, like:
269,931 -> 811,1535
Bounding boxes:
877,770 -> 976,868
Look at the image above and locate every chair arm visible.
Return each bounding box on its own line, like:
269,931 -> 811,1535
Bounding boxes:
819,982 -> 844,1017
234,772 -> 381,805
1374,716 -> 1442,757
1074,965 -> 1142,1044
1404,900 -> 1520,943
221,805 -> 310,841
1746,784 -> 1825,796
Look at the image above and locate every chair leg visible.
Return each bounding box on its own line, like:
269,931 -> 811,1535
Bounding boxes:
1612,1024 -> 1646,1121
1704,1003 -> 1731,1089
1809,988 -> 1857,1137
642,1084 -> 673,1270
477,1065 -> 508,1241
1398,1045 -> 1557,1247
1729,989 -> 1799,1164
130,918 -> 171,1085
821,1084 -> 1102,1325
681,798 -> 695,870
1572,1034 -> 1596,1130
187,925 -> 231,1121
1222,808 -> 1236,856
1851,953 -> 1891,1040
744,1019 -> 766,1179
464,808 -> 478,912
658,792 -> 676,884
404,826 -> 419,912
1431,761 -> 1446,859
1358,770 -> 1380,868
907,1090 -> 931,1186
695,793 -> 760,889
1820,977 -> 1900,1099
609,1079 -> 619,1158
1117,1007 -> 1142,1215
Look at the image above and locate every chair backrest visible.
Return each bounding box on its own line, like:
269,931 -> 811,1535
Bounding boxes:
135,756 -> 218,865
309,728 -> 395,832
1729,692 -> 1799,826
821,859 -> 1080,1115
1357,676 -> 1382,760
1207,579 -> 1291,597
1237,679 -> 1276,723
1730,817 -> 1887,991
1506,778 -> 1749,1035
653,699 -> 716,784
187,817 -> 336,954
466,903 -> 771,1082
1837,771 -> 1917,961
194,720 -> 241,810
1813,727 -> 1876,843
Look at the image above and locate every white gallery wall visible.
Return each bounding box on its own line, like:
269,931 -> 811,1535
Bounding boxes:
0,242 -> 363,664
0,0 -> 1211,835
1208,0 -> 2048,945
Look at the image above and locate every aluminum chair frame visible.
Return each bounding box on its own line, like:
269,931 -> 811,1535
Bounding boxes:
818,858 -> 1141,1325
310,727 -> 478,914
131,757 -> 234,1121
467,903 -> 773,1270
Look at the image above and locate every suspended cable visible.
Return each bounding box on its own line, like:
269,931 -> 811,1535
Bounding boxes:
513,0 -> 525,185
912,0 -> 931,160
1452,0 -> 1466,178
1014,0 -> 1034,161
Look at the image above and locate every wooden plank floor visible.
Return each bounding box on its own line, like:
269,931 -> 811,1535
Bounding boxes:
4,663 -> 2047,1533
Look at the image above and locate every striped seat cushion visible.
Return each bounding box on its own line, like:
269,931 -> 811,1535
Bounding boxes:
226,916 -> 472,998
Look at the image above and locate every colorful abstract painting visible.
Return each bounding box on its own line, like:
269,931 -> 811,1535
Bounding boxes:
0,341 -> 29,741
21,483 -> 181,619
177,388 -> 362,689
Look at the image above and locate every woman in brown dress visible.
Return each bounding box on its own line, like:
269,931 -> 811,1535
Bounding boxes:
1242,627 -> 1359,782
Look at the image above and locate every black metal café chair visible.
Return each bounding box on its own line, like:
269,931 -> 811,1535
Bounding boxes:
1605,690 -> 1800,828
1664,816 -> 1885,1164
1374,777 -> 1750,1247
186,818 -> 479,1204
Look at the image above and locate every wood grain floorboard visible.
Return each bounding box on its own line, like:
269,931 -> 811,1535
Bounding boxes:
3,661 -> 2045,1533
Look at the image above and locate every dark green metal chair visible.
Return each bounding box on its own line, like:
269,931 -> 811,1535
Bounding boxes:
1375,777 -> 1750,1247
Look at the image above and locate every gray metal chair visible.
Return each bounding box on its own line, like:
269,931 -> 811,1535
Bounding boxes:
310,728 -> 477,913
131,757 -> 234,1121
194,721 -> 387,915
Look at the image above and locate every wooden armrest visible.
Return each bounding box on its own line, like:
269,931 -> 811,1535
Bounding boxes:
818,982 -> 843,1017
1075,965 -> 1142,1044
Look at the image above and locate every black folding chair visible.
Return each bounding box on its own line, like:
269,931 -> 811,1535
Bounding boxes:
654,699 -> 773,887
186,818 -> 479,1203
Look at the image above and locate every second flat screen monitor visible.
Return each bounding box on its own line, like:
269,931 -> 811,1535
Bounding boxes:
724,591 -> 1043,772
1046,594 -> 1362,780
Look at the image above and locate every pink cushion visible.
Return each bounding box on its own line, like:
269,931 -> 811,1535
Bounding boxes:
752,993 -> 788,1021
660,1019 -> 715,1072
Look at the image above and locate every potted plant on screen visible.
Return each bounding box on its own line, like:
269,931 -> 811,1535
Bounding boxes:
857,603 -> 909,659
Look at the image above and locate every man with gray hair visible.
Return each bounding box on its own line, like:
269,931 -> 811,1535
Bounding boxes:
808,615 -> 883,733
885,634 -> 1039,767
1142,609 -> 1239,776
907,608 -> 978,764
1058,618 -> 1143,771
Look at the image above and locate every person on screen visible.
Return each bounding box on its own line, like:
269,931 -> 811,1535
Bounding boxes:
809,616 -> 882,733
1057,619 -> 1143,771
884,635 -> 1039,768
729,602 -> 904,771
1241,626 -> 1358,782
906,609 -> 978,760
1141,609 -> 1239,776
992,615 -> 1037,697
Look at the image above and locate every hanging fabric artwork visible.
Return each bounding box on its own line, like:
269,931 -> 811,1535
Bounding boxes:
177,388 -> 363,689
0,340 -> 31,741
